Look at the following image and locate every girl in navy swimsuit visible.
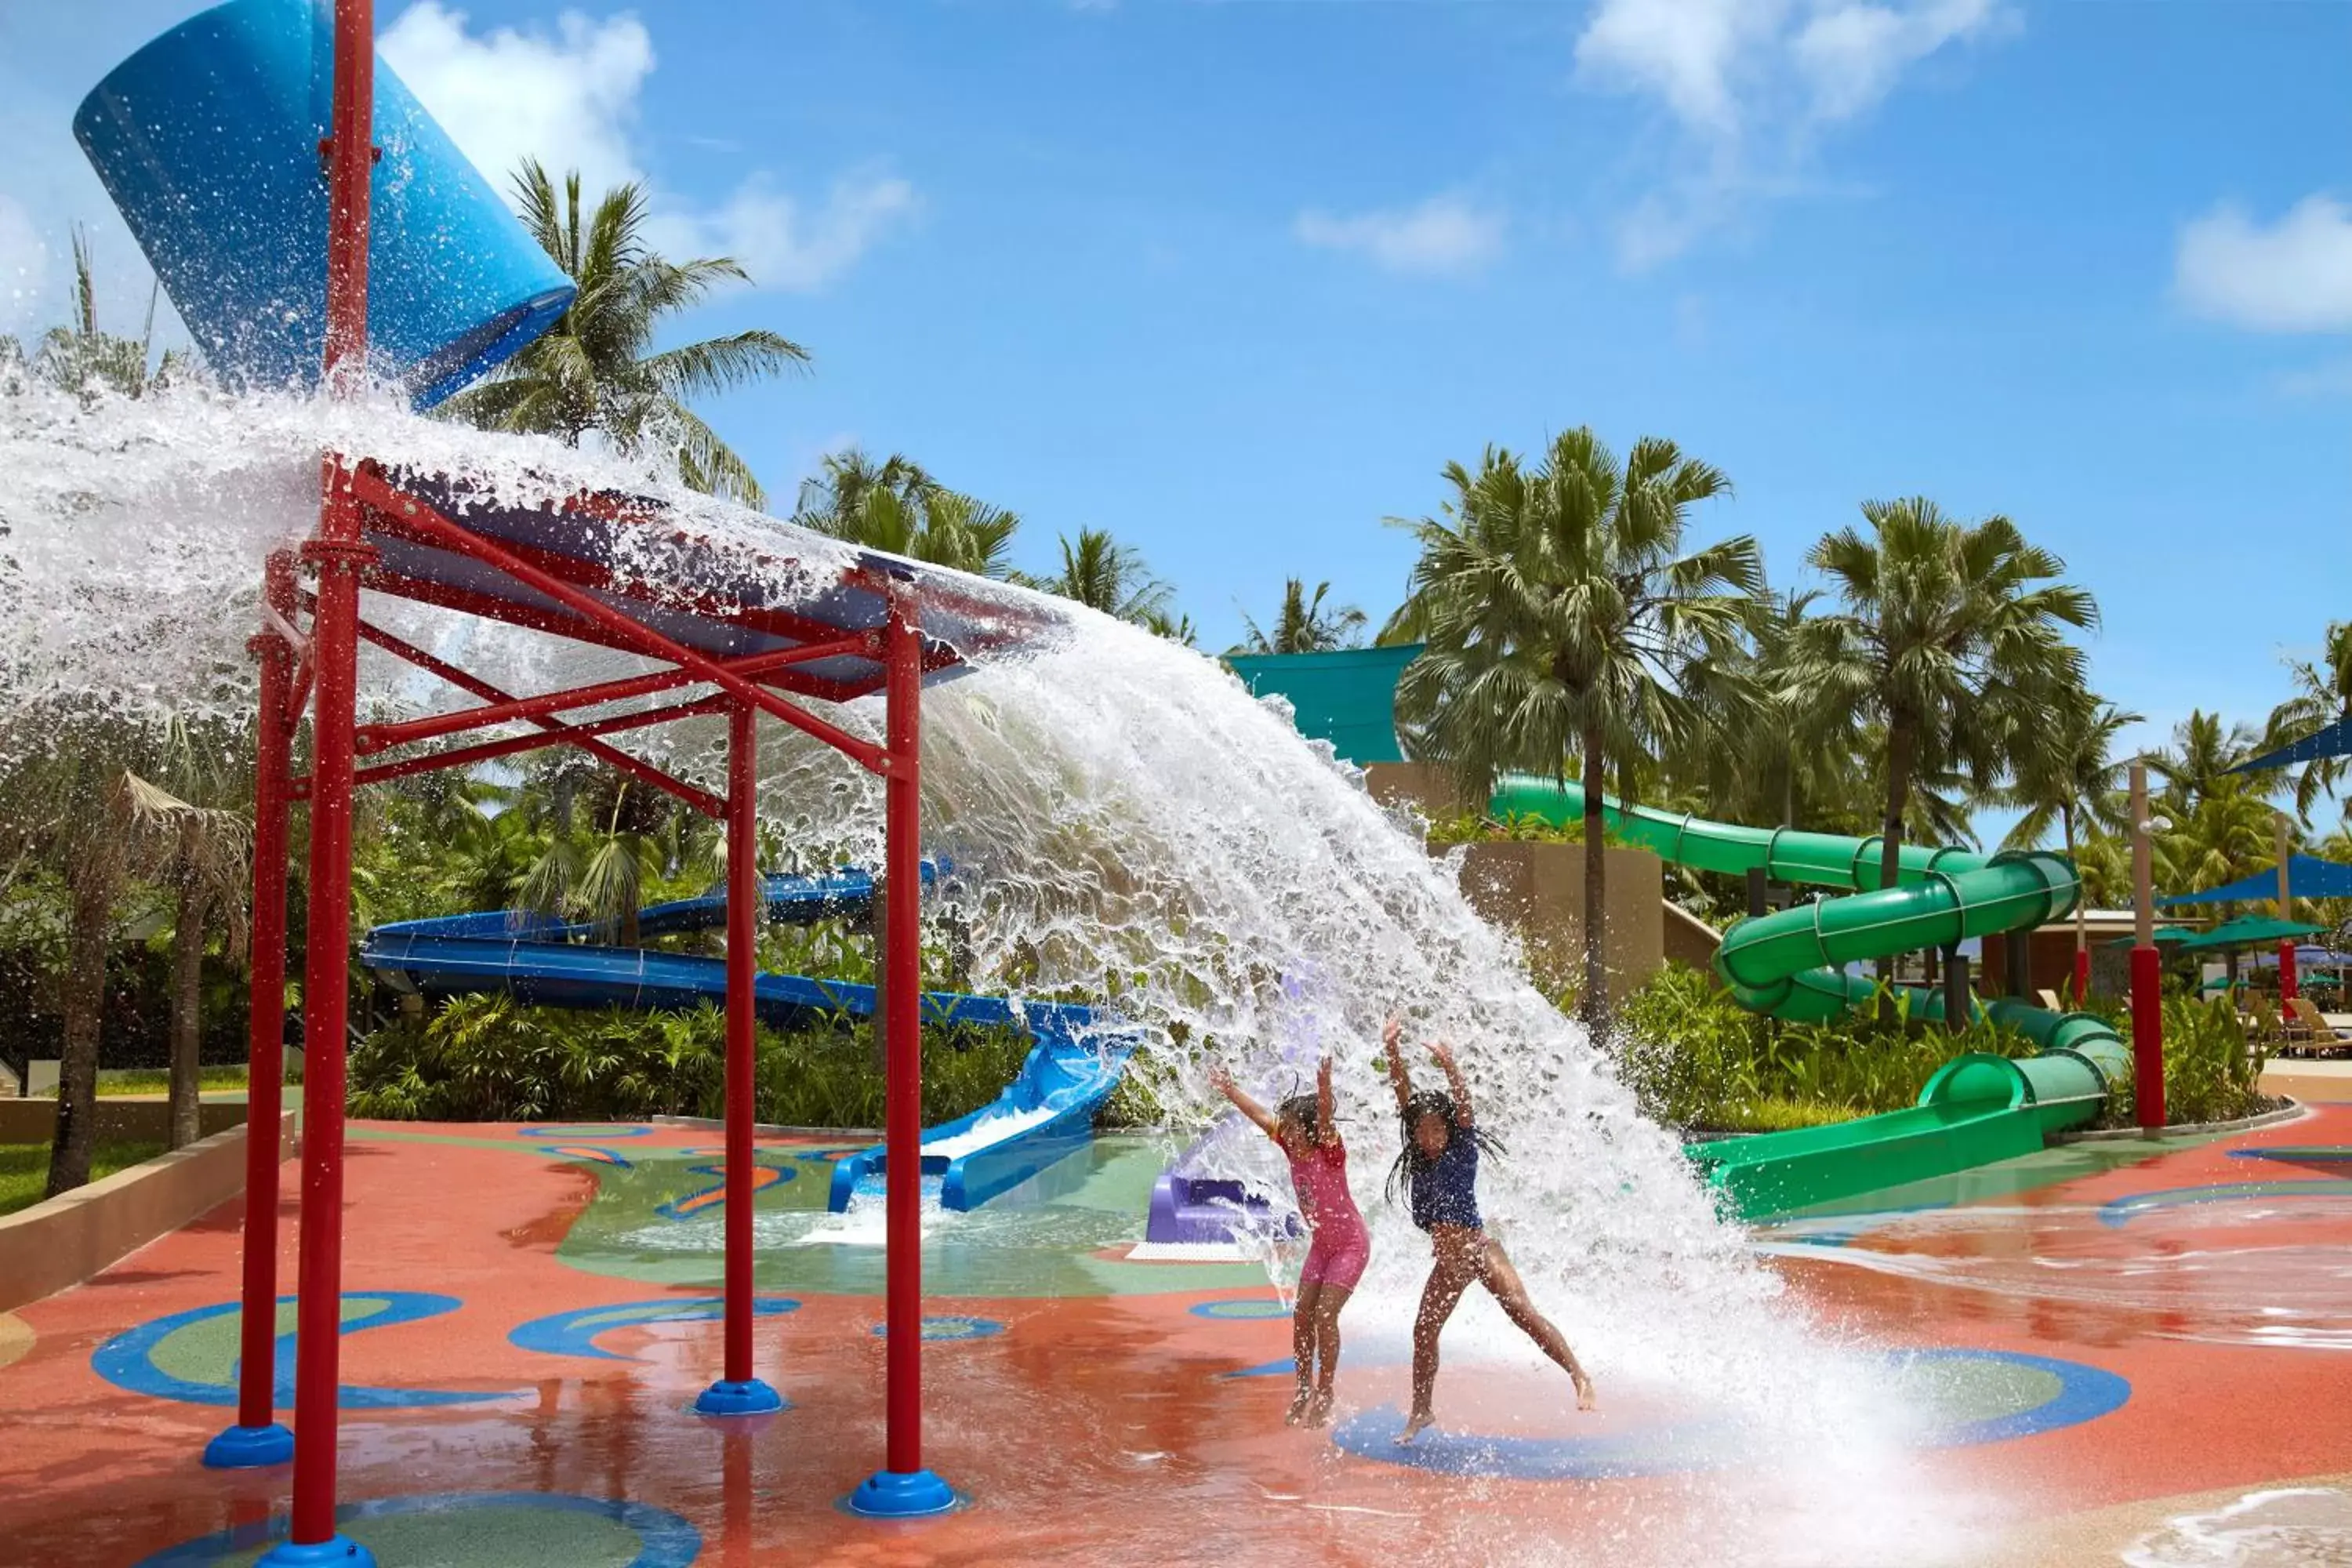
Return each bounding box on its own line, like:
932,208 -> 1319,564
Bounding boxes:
1382,1015 -> 1596,1444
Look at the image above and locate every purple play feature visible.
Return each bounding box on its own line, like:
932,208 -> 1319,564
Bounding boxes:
1144,1113 -> 1304,1246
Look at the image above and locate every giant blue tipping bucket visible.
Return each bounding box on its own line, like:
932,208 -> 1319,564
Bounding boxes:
74,0 -> 574,408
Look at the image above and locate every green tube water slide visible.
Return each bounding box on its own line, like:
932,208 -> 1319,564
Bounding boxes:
1490,777 -> 2133,1221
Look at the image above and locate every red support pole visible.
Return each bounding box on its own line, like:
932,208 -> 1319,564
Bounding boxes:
2072,948 -> 2091,1007
694,700 -> 782,1418
2131,946 -> 2166,1130
848,585 -> 956,1518
2281,938 -> 2301,1005
270,0 -> 377,1556
204,555 -> 299,1470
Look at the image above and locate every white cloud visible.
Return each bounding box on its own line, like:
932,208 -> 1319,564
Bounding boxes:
1574,0 -> 2011,267
379,3 -> 913,291
2176,195 -> 2352,334
662,175 -> 921,292
380,3 -> 652,196
1294,194 -> 1504,278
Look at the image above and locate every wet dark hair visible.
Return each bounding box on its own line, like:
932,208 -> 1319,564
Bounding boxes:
1385,1089 -> 1506,1204
1274,1093 -> 1322,1142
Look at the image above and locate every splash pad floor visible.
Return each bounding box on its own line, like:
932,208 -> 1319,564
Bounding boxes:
9,1107 -> 2352,1566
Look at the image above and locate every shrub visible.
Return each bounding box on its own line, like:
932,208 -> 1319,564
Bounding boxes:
349,994 -> 1037,1129
2100,996 -> 2268,1128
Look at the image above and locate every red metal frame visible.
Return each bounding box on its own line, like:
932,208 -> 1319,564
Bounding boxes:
227,554 -> 296,1440
723,702 -> 760,1385
239,5 -> 953,1543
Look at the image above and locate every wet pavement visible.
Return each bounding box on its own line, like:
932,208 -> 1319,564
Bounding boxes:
7,1104 -> 2352,1566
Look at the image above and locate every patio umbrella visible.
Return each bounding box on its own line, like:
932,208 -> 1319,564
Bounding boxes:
2172,914 -> 2328,952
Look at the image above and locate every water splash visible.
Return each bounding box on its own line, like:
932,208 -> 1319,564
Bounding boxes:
0,383 -> 1985,1559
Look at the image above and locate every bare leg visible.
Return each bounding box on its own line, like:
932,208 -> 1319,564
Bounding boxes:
1288,1277 -> 1323,1425
1306,1283 -> 1352,1426
1476,1236 -> 1596,1410
1399,1241 -> 1477,1444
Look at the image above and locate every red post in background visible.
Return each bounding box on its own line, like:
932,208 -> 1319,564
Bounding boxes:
848,585 -> 956,1516
2277,812 -> 2299,1004
695,702 -> 782,1416
2073,949 -> 2091,1008
278,0 -> 377,1554
2129,762 -> 2165,1131
204,554 -> 299,1469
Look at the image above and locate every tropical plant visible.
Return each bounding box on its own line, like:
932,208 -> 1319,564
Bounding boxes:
1027,528 -> 1177,627
1786,499 -> 2096,1011
440,162 -> 810,506
2262,621 -> 2352,821
1387,430 -> 1761,1024
147,720 -> 254,1148
2000,691 -> 2140,999
2,227 -> 188,402
1236,579 -> 1367,655
798,463 -> 1022,579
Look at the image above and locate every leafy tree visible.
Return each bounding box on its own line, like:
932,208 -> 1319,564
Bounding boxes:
1237,579 -> 1367,655
1027,528 -> 1178,628
149,719 -> 254,1148
1999,691 -> 2140,996
441,162 -> 810,506
1,227 -> 188,401
1788,499 -> 2095,1011
1388,430 -> 1760,1024
2262,621 -> 2352,822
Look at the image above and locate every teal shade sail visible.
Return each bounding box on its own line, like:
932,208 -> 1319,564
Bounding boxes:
1225,644 -> 1420,764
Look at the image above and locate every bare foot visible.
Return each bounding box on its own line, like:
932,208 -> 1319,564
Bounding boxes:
1285,1387 -> 1312,1426
1574,1376 -> 1599,1413
1306,1388 -> 1335,1428
1396,1407 -> 1435,1445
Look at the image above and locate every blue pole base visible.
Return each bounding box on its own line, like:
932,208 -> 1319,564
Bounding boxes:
202,1421 -> 296,1468
256,1534 -> 378,1566
846,1468 -> 960,1519
694,1377 -> 786,1417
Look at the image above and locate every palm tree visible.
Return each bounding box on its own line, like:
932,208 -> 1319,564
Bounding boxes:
793,448 -> 936,523
1237,579 -> 1368,655
150,719 -> 254,1148
2151,711 -> 2281,903
1388,430 -> 1760,1024
1028,528 -> 1178,627
1999,691 -> 2140,1000
803,483 -> 1021,579
1788,499 -> 2096,1011
3,227 -> 187,401
2263,621 -> 2352,822
441,162 -> 810,506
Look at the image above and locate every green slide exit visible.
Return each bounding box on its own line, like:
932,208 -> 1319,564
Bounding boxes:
1488,776 -> 2133,1219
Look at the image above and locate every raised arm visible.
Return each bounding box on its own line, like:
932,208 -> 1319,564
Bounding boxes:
1382,1015 -> 1412,1117
1207,1064 -> 1279,1138
1316,1054 -> 1337,1147
1431,1040 -> 1472,1128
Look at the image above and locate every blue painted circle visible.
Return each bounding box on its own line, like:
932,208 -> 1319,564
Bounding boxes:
1189,1298 -> 1288,1321
1327,1350 -> 2129,1480
133,1492 -> 700,1566
517,1124 -> 654,1139
93,1293 -> 510,1410
511,1297 -> 800,1362
2098,1179 -> 2352,1227
869,1316 -> 1005,1342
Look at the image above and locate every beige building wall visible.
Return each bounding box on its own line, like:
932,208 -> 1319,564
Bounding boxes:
1365,761 -> 1716,993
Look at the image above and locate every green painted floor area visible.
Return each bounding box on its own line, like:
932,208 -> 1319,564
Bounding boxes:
483,1134 -> 1272,1299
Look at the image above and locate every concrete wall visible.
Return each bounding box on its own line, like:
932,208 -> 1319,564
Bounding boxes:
1362,760 -> 1679,993
0,1114 -> 296,1313
0,1096 -> 250,1145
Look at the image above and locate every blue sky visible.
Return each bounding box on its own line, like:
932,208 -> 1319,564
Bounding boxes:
5,1 -> 2349,832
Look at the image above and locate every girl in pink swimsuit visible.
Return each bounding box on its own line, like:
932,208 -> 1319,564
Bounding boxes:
1210,1054 -> 1370,1427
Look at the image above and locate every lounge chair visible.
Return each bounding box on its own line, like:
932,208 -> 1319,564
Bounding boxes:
2035,987 -> 2067,1012
2288,997 -> 2352,1057
2249,996 -> 2309,1052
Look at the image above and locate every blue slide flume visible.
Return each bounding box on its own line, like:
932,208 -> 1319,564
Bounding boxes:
359,866 -> 1130,1211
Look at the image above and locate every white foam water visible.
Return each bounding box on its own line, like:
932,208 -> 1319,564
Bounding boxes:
0,382 -> 1993,1561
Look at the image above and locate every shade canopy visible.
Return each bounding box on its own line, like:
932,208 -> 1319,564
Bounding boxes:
2156,854 -> 2352,907
1225,644 -> 1421,764
2232,713 -> 2352,776
2172,914 -> 2326,952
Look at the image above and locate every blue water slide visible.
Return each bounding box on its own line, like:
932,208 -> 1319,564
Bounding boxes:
357,867 -> 1131,1211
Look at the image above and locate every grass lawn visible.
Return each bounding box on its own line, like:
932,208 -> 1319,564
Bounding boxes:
94,1067 -> 249,1097
0,1140 -> 167,1215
